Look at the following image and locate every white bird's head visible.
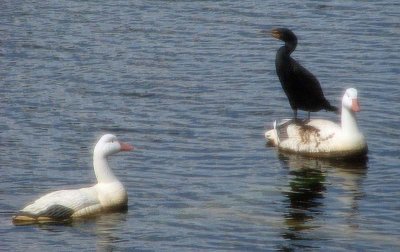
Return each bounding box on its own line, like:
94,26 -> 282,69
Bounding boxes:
342,88 -> 360,113
94,134 -> 134,157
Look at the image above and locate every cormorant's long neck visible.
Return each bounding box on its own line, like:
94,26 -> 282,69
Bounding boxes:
93,154 -> 118,183
285,39 -> 297,55
276,38 -> 297,63
341,107 -> 359,136
276,46 -> 292,68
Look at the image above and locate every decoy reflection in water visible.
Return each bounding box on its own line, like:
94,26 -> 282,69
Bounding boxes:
276,152 -> 367,249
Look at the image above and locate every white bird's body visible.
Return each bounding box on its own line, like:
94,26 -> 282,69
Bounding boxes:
265,88 -> 367,158
13,134 -> 133,225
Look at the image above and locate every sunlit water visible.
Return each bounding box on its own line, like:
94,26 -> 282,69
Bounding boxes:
1,1 -> 399,251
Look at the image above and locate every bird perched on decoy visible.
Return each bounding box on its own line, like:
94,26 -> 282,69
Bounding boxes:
265,88 -> 367,159
270,28 -> 338,119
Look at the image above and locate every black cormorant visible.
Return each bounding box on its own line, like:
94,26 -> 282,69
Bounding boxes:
271,28 -> 338,119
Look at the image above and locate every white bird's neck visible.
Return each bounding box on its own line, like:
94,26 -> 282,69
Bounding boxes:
341,107 -> 359,136
93,154 -> 118,183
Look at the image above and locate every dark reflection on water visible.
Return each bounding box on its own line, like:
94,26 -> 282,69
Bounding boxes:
77,212 -> 129,252
276,153 -> 368,251
30,212 -> 129,251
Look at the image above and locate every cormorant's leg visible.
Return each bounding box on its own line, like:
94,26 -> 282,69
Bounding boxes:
293,109 -> 297,120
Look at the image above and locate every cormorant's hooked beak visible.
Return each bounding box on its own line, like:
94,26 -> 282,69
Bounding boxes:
270,29 -> 281,39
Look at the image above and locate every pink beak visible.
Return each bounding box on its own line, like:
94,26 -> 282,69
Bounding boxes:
352,99 -> 360,112
119,142 -> 134,151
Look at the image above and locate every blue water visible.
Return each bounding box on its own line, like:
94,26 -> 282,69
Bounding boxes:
1,1 -> 399,251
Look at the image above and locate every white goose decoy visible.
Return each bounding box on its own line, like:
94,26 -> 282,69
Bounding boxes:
12,134 -> 134,225
265,88 -> 367,158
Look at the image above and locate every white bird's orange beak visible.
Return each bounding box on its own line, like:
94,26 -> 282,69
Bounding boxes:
352,99 -> 360,112
119,142 -> 134,151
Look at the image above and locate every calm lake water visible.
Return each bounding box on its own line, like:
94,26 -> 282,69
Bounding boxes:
1,0 -> 399,251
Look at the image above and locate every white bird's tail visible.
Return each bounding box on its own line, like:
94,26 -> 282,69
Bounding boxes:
265,120 -> 280,146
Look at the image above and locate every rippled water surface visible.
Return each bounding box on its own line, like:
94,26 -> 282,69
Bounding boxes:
1,1 -> 399,251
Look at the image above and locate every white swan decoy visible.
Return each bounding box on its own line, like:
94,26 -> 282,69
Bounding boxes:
265,88 -> 367,158
12,134 -> 134,225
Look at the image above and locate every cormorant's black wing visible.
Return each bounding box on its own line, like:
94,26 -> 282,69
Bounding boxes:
290,59 -> 331,111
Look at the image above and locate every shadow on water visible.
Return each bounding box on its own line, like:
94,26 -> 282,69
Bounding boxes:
79,212 -> 129,251
20,212 -> 128,251
275,152 -> 368,251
